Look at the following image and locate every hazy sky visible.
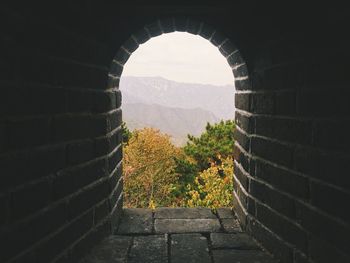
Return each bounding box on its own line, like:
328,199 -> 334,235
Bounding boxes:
122,32 -> 234,86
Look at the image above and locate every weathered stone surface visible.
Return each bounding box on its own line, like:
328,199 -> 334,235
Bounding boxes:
80,209 -> 279,263
212,249 -> 278,263
211,233 -> 259,249
155,207 -> 216,219
128,235 -> 167,263
216,207 -> 235,219
80,236 -> 132,263
221,218 -> 242,232
116,208 -> 153,234
155,218 -> 221,233
171,234 -> 211,263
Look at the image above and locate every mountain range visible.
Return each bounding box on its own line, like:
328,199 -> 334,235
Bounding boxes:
120,76 -> 235,145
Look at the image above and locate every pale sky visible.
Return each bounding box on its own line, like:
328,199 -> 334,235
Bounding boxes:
122,32 -> 234,86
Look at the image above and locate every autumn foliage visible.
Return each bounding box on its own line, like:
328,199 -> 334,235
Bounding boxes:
123,128 -> 181,208
122,121 -> 235,208
185,157 -> 234,208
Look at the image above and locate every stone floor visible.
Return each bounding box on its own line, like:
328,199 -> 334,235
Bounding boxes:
80,207 -> 279,263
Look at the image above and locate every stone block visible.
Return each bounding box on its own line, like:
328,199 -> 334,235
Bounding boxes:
155,207 -> 215,219
212,249 -> 278,263
114,48 -> 130,65
173,17 -> 187,32
221,218 -> 243,233
123,37 -> 139,53
235,111 -> 254,133
68,181 -> 109,219
251,136 -> 293,168
80,235 -> 132,263
67,139 -> 94,165
133,28 -> 150,44
250,92 -> 274,114
226,50 -> 244,67
145,21 -> 162,37
210,31 -> 226,46
235,78 -> 252,90
257,203 -> 307,253
235,93 -> 250,111
219,40 -> 238,57
210,233 -> 258,249
155,218 -> 220,233
199,23 -> 215,39
233,64 -> 249,78
128,235 -> 167,263
186,19 -> 201,34
171,233 -> 211,263
117,208 -> 153,234
216,207 -> 235,219
159,18 -> 175,33
11,179 -> 51,220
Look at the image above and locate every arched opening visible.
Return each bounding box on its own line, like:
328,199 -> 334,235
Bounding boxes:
106,18 -> 249,213
4,3 -> 349,263
120,31 -> 236,209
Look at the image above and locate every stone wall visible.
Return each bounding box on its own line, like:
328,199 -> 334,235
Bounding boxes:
1,2 -> 349,263
233,33 -> 350,262
0,5 -> 123,262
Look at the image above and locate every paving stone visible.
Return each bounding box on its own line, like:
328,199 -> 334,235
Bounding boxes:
171,233 -> 211,263
221,218 -> 243,232
210,233 -> 259,249
79,209 -> 279,263
80,236 -> 132,263
155,218 -> 221,233
216,207 -> 235,219
128,235 -> 167,263
212,249 -> 279,263
116,208 -> 153,234
155,207 -> 216,219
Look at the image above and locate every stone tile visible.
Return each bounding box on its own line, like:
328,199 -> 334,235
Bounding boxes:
80,235 -> 132,263
78,208 -> 279,263
155,207 -> 216,219
171,233 -> 211,263
155,218 -> 221,233
116,208 -> 153,234
216,207 -> 235,219
221,218 -> 242,233
128,235 -> 167,263
212,249 -> 279,263
210,233 -> 259,249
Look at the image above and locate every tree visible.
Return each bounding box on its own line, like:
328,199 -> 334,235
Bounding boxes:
123,120 -> 236,209
185,157 -> 234,208
121,121 -> 132,144
174,120 -> 235,194
123,127 -> 181,208
183,120 -> 235,171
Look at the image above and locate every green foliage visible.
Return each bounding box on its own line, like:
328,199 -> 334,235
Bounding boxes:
185,120 -> 235,170
121,121 -> 132,144
173,156 -> 198,196
123,120 -> 235,209
177,120 -> 235,173
174,120 -> 235,207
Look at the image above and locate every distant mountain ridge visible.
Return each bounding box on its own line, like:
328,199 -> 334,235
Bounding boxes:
120,76 -> 235,145
120,76 -> 235,120
123,103 -> 219,145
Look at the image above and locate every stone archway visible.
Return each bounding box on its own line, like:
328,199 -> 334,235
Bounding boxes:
107,16 -> 250,225
109,18 -> 249,91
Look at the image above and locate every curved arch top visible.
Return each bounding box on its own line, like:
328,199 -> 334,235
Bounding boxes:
108,17 -> 250,91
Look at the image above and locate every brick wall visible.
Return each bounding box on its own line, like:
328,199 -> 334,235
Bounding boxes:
0,7 -> 123,263
233,33 -> 350,263
1,2 -> 349,263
